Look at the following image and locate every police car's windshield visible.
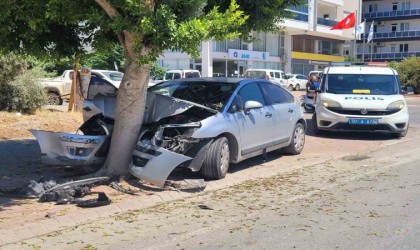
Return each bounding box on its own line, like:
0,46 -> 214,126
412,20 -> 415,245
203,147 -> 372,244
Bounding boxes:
326,74 -> 399,95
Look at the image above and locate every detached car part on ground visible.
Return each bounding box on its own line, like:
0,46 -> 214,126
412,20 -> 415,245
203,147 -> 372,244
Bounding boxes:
32,78 -> 306,188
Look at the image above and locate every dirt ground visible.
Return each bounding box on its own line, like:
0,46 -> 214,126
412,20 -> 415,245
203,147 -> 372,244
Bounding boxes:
0,110 -> 83,140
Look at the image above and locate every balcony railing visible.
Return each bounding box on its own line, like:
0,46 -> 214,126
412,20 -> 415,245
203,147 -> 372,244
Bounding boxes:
361,30 -> 420,40
286,10 -> 309,22
317,17 -> 338,27
357,51 -> 420,60
363,9 -> 420,19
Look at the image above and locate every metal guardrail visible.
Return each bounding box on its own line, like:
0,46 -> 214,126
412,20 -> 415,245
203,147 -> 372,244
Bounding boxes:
363,9 -> 420,19
286,11 -> 309,22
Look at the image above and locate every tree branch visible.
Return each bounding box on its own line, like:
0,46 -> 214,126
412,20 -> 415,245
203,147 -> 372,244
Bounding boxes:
94,0 -> 121,18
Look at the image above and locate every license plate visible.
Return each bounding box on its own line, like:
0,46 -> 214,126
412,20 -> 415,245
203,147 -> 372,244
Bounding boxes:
348,119 -> 379,125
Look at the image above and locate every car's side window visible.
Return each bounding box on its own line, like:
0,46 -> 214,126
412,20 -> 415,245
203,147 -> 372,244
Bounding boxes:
260,82 -> 294,104
238,82 -> 266,106
87,75 -> 117,100
274,72 -> 280,78
173,73 -> 181,79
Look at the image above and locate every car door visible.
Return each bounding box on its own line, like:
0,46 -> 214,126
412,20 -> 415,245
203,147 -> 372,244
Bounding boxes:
298,75 -> 308,86
260,82 -> 296,146
229,82 -> 275,156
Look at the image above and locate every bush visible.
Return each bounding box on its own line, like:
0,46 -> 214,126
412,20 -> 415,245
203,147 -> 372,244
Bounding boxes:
397,56 -> 420,94
0,53 -> 47,114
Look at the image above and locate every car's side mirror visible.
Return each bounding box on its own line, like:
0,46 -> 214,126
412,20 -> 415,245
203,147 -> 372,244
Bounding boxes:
244,100 -> 263,115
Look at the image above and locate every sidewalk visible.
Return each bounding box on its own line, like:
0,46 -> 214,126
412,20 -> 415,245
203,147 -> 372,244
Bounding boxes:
2,125 -> 418,246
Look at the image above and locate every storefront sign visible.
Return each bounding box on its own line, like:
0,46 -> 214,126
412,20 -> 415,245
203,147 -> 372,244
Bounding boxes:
228,49 -> 269,61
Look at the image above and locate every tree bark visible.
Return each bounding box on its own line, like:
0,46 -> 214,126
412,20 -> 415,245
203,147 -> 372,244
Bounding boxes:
99,51 -> 151,177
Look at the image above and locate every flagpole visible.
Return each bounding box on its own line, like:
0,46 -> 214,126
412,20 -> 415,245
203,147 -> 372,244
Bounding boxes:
362,19 -> 366,62
353,10 -> 358,59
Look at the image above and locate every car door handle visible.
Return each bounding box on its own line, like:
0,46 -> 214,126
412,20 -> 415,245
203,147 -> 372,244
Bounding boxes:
265,112 -> 272,118
288,108 -> 294,113
83,107 -> 92,111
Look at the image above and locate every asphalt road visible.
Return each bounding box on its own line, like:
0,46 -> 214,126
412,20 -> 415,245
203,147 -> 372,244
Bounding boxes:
2,94 -> 419,249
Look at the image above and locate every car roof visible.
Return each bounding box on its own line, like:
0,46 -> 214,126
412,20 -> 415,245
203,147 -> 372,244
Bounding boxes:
153,77 -> 275,87
325,66 -> 397,75
246,69 -> 283,72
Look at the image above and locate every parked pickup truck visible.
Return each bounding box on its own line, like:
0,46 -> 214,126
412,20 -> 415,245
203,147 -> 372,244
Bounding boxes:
39,69 -> 124,105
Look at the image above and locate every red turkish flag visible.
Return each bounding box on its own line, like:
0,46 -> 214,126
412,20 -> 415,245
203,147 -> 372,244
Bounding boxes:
330,12 -> 356,30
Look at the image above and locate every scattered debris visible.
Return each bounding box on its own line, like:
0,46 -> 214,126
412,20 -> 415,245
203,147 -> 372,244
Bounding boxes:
109,181 -> 138,195
75,192 -> 111,208
165,179 -> 207,192
198,205 -> 213,210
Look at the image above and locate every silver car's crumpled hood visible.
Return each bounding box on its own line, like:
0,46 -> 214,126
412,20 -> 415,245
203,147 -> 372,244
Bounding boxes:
30,130 -> 108,166
93,92 -> 216,123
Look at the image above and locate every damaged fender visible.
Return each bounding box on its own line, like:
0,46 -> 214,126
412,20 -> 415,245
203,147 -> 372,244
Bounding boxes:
129,141 -> 192,188
30,130 -> 108,166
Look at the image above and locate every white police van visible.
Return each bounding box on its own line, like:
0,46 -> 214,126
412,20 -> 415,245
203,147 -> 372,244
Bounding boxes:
312,65 -> 409,137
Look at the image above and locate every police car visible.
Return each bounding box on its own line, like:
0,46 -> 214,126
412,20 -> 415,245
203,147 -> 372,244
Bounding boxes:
312,65 -> 409,137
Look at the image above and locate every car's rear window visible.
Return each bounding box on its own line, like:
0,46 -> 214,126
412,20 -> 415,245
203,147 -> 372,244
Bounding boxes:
245,71 -> 266,79
148,81 -> 236,111
185,72 -> 200,78
325,74 -> 399,95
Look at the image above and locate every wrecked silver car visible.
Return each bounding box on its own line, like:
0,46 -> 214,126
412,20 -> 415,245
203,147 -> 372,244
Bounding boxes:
32,77 -> 306,188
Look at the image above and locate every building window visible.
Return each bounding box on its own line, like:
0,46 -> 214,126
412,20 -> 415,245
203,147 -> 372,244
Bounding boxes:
213,41 -> 227,52
293,37 -> 304,52
399,44 -> 408,52
227,38 -> 241,50
253,32 -> 266,52
368,4 -> 378,12
392,2 -> 398,11
400,23 -> 410,31
390,44 -> 396,52
401,1 -> 411,10
391,24 -> 397,32
266,33 -> 281,56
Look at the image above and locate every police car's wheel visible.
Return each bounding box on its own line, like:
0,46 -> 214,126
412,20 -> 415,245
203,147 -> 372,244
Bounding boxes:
312,113 -> 323,135
283,123 -> 305,155
295,84 -> 301,91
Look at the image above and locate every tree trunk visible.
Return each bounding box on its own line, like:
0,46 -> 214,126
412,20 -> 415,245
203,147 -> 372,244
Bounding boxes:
99,57 -> 151,177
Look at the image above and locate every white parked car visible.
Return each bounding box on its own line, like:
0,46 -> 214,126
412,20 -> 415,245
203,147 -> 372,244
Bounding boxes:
285,74 -> 307,91
245,69 -> 287,87
312,66 -> 409,137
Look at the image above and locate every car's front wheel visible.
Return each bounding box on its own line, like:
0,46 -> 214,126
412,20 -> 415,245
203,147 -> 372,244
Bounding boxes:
282,123 -> 305,155
288,84 -> 294,91
201,137 -> 230,180
295,84 -> 300,91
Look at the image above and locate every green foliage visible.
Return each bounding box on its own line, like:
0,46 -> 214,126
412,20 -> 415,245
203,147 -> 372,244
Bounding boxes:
0,67 -> 47,114
344,56 -> 360,63
0,0 -> 302,65
0,53 -> 26,87
82,44 -> 124,70
387,61 -> 399,70
151,62 -> 166,78
396,56 -> 420,93
0,53 -> 47,114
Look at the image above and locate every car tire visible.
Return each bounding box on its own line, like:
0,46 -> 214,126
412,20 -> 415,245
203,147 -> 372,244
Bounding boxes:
295,84 -> 300,91
288,84 -> 294,92
282,123 -> 305,155
201,137 -> 230,180
312,113 -> 323,135
47,92 -> 63,105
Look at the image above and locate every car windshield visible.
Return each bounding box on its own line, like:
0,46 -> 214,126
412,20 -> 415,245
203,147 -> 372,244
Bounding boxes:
148,81 -> 237,111
326,74 -> 399,95
101,72 -> 124,81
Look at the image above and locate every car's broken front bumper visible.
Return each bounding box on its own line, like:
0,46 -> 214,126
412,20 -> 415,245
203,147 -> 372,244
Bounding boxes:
31,130 -> 108,166
129,141 -> 192,188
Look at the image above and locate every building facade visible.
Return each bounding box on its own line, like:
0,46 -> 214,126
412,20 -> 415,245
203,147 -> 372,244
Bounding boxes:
358,0 -> 420,62
158,0 -> 361,77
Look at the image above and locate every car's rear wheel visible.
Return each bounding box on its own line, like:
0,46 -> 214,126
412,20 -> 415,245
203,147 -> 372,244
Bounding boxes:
288,84 -> 294,91
283,123 -> 305,155
47,92 -> 63,105
201,137 -> 230,180
295,84 -> 300,91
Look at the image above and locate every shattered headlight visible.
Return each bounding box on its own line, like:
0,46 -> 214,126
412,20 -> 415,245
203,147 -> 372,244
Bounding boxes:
386,100 -> 405,111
